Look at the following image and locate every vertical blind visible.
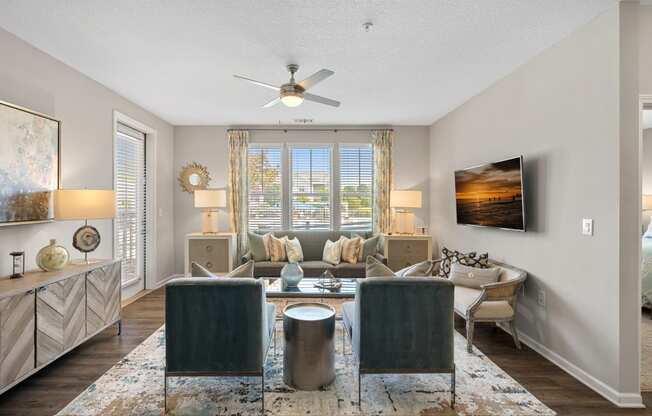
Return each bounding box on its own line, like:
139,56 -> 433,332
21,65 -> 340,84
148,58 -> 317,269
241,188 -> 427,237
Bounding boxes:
340,145 -> 373,230
290,146 -> 331,230
114,122 -> 146,286
248,146 -> 282,230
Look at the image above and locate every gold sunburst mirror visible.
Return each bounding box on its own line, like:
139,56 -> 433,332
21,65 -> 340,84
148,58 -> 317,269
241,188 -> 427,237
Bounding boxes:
178,162 -> 211,193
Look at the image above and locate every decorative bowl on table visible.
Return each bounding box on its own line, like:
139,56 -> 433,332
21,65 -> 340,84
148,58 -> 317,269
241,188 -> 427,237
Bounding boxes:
281,263 -> 304,288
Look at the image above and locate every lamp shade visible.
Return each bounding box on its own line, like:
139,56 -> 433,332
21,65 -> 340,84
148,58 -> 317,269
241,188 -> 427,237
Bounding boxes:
390,190 -> 422,208
194,189 -> 227,208
54,189 -> 116,220
644,194 -> 652,210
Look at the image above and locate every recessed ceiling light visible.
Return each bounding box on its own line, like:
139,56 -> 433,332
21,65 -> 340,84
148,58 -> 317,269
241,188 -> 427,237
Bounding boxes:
362,22 -> 373,32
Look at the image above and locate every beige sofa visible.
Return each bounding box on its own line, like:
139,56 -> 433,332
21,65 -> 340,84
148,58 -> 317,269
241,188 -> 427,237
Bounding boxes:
434,259 -> 527,353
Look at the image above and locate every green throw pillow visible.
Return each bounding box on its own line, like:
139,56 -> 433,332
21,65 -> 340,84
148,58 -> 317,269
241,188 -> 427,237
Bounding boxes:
191,262 -> 216,277
396,260 -> 435,277
226,260 -> 255,278
354,234 -> 380,262
247,232 -> 269,261
365,256 -> 395,277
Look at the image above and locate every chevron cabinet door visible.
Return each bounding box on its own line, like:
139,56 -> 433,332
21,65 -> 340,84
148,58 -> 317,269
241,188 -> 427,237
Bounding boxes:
0,290 -> 36,390
86,261 -> 121,336
36,273 -> 86,366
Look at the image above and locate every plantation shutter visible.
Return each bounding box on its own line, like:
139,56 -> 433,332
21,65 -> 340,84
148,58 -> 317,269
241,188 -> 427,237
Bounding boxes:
339,144 -> 373,231
290,146 -> 332,230
114,122 -> 146,286
248,146 -> 282,230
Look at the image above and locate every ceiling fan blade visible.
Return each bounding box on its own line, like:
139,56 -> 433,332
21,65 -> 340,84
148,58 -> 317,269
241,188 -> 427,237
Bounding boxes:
233,74 -> 280,91
303,92 -> 340,107
262,97 -> 281,108
298,69 -> 334,90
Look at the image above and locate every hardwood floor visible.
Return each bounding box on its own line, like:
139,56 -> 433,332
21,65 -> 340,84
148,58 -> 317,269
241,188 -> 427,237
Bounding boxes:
0,287 -> 650,415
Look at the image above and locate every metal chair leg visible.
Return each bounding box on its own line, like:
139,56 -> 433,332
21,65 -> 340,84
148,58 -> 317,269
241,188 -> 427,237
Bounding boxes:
163,369 -> 167,414
451,364 -> 456,408
357,369 -> 362,409
261,370 -> 265,414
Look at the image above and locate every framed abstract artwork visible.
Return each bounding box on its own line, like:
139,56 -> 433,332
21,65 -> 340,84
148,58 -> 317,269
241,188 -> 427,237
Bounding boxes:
0,101 -> 60,225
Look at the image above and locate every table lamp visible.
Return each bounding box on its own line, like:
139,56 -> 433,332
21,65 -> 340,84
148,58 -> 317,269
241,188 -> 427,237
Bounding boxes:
644,195 -> 652,211
194,189 -> 226,233
55,189 -> 116,264
390,190 -> 422,234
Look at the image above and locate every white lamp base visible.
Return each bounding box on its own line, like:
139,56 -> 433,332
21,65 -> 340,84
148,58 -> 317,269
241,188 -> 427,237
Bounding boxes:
201,210 -> 220,234
393,210 -> 416,234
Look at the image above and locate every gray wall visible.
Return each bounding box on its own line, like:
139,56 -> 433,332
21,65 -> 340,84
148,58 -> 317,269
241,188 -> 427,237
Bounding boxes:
0,27 -> 175,290
429,6 -> 631,401
173,126 -> 430,274
641,5 -> 652,96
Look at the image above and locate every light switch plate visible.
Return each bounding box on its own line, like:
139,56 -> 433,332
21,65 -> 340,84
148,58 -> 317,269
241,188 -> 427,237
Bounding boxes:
582,218 -> 593,236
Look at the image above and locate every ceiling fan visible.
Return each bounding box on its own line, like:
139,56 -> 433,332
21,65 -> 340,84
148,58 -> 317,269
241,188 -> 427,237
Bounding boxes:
234,64 -> 340,108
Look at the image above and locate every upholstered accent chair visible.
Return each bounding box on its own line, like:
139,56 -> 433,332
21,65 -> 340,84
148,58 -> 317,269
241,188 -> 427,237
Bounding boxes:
435,260 -> 528,353
341,277 -> 456,408
164,278 -> 276,413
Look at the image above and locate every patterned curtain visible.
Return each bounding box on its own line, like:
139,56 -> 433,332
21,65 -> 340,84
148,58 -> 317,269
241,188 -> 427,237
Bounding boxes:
372,129 -> 394,234
227,129 -> 249,257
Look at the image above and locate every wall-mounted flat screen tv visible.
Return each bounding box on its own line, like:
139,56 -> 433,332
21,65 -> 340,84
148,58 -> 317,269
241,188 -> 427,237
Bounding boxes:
454,156 -> 525,231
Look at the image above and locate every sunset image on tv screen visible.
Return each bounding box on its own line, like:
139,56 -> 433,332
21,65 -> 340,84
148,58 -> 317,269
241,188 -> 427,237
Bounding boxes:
454,157 -> 525,230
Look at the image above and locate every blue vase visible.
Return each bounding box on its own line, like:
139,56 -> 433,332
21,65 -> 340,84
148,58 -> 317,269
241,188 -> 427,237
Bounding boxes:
281,263 -> 304,288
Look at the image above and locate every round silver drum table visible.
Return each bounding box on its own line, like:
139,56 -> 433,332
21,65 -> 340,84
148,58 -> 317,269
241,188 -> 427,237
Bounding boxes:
283,302 -> 336,390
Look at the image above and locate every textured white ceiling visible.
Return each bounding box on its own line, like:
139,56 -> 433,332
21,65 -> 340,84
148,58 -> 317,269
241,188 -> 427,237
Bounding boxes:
0,0 -> 617,126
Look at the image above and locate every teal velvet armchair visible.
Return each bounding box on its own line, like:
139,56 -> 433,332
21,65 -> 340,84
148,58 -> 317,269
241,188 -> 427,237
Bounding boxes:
164,277 -> 276,413
341,277 -> 456,408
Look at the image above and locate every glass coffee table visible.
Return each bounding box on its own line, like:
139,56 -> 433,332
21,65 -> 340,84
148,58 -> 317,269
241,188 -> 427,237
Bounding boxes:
264,278 -> 356,319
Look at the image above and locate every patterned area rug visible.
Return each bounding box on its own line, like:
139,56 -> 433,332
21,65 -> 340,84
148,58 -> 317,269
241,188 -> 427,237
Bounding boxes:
58,323 -> 555,415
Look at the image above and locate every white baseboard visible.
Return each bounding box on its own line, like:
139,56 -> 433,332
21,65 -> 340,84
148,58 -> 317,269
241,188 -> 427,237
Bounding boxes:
504,326 -> 644,408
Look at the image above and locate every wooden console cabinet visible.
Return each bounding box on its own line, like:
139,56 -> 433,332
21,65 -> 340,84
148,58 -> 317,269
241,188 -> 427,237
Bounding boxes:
0,260 -> 121,395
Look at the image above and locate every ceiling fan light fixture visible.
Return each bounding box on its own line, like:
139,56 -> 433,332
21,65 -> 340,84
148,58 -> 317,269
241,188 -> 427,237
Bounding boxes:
280,88 -> 304,107
280,92 -> 304,107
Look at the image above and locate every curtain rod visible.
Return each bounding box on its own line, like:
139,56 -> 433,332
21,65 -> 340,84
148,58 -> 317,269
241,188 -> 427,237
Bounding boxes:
227,128 -> 393,133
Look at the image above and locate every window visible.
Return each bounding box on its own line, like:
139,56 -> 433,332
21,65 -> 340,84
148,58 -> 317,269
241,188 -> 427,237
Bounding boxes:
114,123 -> 146,286
248,146 -> 282,230
339,145 -> 373,230
290,146 -> 332,230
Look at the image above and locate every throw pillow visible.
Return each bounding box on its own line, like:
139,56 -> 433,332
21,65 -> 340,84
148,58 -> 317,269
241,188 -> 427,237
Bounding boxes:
269,235 -> 288,262
460,252 -> 490,268
285,237 -> 304,263
365,255 -> 395,277
247,232 -> 271,261
449,262 -> 500,289
341,236 -> 362,264
191,262 -> 216,277
396,260 -> 435,277
354,234 -> 381,262
438,247 -> 489,278
226,260 -> 255,278
322,237 -> 344,265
